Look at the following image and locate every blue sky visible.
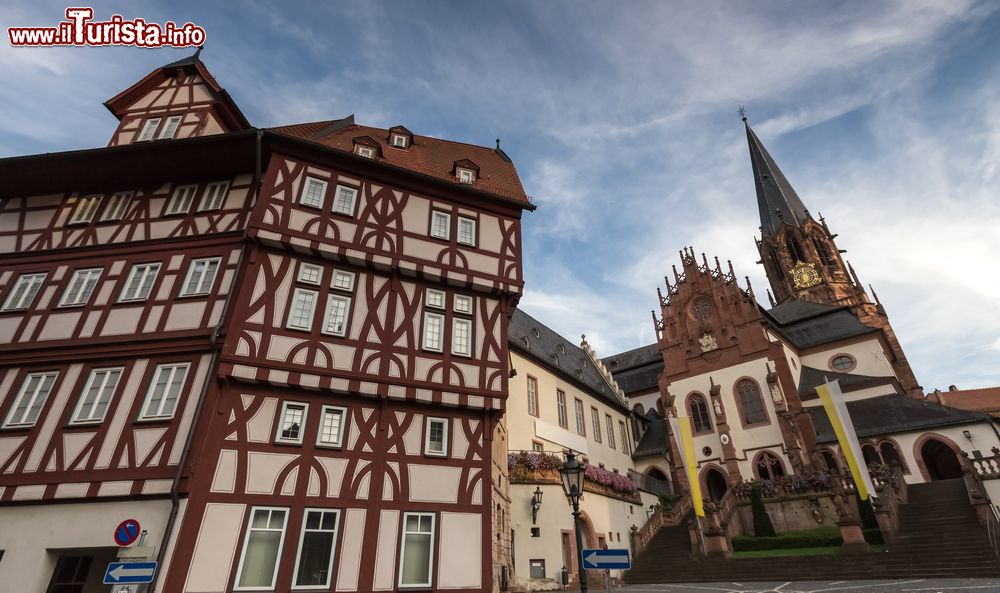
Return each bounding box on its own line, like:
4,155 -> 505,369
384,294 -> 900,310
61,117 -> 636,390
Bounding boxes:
3,1 -> 999,392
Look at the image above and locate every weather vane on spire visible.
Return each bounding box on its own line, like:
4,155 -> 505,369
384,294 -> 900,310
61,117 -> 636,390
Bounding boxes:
738,104 -> 748,123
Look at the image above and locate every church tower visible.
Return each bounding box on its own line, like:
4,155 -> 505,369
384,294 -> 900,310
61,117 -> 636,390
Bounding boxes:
744,120 -> 922,396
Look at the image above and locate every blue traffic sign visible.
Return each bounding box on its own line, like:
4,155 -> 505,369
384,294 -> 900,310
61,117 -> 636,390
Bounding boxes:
114,519 -> 141,546
582,548 -> 631,570
103,561 -> 158,584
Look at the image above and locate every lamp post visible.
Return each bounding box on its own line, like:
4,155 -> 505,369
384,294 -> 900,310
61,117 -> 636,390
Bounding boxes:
531,486 -> 543,524
559,449 -> 588,593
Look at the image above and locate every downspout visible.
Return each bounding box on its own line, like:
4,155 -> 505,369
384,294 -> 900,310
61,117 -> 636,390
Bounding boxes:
150,129 -> 264,592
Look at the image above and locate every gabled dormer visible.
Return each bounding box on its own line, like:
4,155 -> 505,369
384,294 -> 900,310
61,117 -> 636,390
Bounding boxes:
352,136 -> 382,159
388,125 -> 413,149
103,49 -> 251,147
452,159 -> 479,185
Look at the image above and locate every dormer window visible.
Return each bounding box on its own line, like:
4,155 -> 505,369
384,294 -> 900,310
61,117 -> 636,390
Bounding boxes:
457,168 -> 476,184
388,126 -> 413,149
355,145 -> 375,158
391,133 -> 408,148
452,159 -> 480,185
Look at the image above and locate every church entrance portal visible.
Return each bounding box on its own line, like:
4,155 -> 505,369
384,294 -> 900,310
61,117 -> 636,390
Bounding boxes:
921,438 -> 962,480
705,468 -> 728,502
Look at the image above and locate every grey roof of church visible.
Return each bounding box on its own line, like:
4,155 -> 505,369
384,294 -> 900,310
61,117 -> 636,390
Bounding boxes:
509,309 -> 630,413
808,394 -> 989,443
602,344 -> 663,396
746,122 -> 812,237
763,300 -> 879,349
797,366 -> 897,399
632,411 -> 668,459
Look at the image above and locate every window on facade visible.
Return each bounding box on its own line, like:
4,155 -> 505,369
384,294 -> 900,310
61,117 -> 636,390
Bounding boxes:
287,288 -> 318,331
456,167 -> 476,184
391,134 -> 408,148
424,417 -> 449,456
862,444 -> 881,466
276,402 -> 308,444
755,451 -> 785,481
158,115 -> 182,139
323,295 -> 352,337
556,390 -> 567,428
198,181 -> 229,211
880,442 -> 905,470
119,262 -> 161,302
137,118 -> 161,142
236,507 -> 288,590
293,509 -> 340,589
736,379 -> 767,425
531,441 -> 543,452
180,257 -> 220,296
426,289 -> 445,310
830,354 -> 855,372
317,406 -> 347,448
59,268 -> 102,307
689,394 -> 712,433
165,185 -> 197,215
457,217 -> 476,246
785,235 -> 806,263
591,408 -> 602,443
399,513 -> 435,587
298,263 -> 323,286
2,272 -> 46,312
526,376 -> 538,417
430,211 -> 451,240
619,420 -> 629,453
813,237 -> 836,267
332,270 -> 355,291
423,312 -> 444,352
574,399 -> 586,436
3,372 -> 58,428
71,367 -> 122,424
355,145 -> 375,158
452,318 -> 472,356
332,185 -> 358,216
139,363 -> 188,420
68,195 -> 102,224
606,414 -> 616,450
299,177 -> 327,208
100,191 -> 134,221
453,294 -> 473,315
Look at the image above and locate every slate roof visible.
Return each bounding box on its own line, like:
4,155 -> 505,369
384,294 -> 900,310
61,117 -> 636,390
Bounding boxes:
797,366 -> 898,400
509,309 -> 629,413
603,344 -> 663,396
746,122 -> 811,237
763,299 -> 878,349
808,394 -> 989,443
271,119 -> 530,205
632,416 -> 668,459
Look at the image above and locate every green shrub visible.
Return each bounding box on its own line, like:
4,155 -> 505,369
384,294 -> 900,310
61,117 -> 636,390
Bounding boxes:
750,482 -> 776,537
733,526 -> 841,551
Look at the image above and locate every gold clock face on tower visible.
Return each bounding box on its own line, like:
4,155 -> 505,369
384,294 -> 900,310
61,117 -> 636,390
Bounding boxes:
790,261 -> 821,289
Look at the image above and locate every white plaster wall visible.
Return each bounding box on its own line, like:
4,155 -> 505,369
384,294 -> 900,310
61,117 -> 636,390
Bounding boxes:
799,337 -> 895,378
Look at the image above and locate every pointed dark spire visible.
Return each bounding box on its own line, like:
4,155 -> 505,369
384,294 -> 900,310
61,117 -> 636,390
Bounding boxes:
745,122 -> 811,237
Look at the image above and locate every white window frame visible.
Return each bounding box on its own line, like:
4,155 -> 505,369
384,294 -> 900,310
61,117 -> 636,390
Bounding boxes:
425,289 -> 445,310
2,272 -> 46,312
391,133 -> 408,148
137,118 -> 160,142
179,257 -> 221,297
234,506 -> 289,591
355,144 -> 375,158
58,268 -> 102,307
332,185 -> 358,217
430,211 -> 451,240
100,191 -> 134,222
316,405 -> 347,448
68,195 -> 102,224
275,401 -> 308,445
457,167 -> 476,184
198,181 -> 229,211
527,376 -> 538,417
3,371 -> 58,428
452,318 -> 472,357
299,177 -> 328,209
158,115 -> 182,140
164,185 -> 197,215
139,363 -> 189,420
424,417 -> 449,457
422,312 -> 444,352
322,294 -> 352,337
398,512 -> 436,588
286,288 -> 318,331
298,263 -> 323,286
119,262 -> 161,302
574,399 -> 586,436
292,508 -> 341,590
331,269 -> 355,292
606,413 -> 616,450
457,217 -> 476,246
453,294 -> 473,315
70,367 -> 123,425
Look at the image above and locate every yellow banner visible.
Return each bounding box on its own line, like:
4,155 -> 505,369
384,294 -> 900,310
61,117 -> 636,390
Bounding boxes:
669,416 -> 704,517
816,380 -> 876,500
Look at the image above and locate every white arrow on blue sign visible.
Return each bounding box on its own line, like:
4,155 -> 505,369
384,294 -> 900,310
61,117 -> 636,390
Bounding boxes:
581,548 -> 631,570
103,561 -> 158,584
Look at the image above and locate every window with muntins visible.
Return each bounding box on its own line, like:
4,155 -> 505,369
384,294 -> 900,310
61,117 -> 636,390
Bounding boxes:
298,263 -> 323,286
619,420 -> 629,453
287,288 -> 318,331
452,318 -> 472,356
165,185 -> 197,215
399,513 -> 435,587
293,509 -> 340,589
430,211 -> 450,240
606,413 -> 616,449
423,312 -> 444,352
332,185 -> 358,216
68,195 -> 102,224
556,390 -> 567,428
119,263 -> 161,302
736,379 -> 768,425
317,406 -> 347,448
276,402 -> 307,444
457,217 -> 476,246
425,417 -> 448,456
158,115 -> 182,139
300,177 -> 328,208
100,191 -> 133,221
2,272 -> 46,311
3,372 -> 58,428
527,377 -> 538,417
457,167 -> 475,184
236,507 -> 288,590
198,181 -> 229,211
689,394 -> 712,433
139,363 -> 188,420
59,268 -> 102,306
574,399 -> 586,436
71,368 -> 122,424
180,257 -> 220,296
591,408 -> 602,443
355,145 -> 375,158
137,118 -> 160,142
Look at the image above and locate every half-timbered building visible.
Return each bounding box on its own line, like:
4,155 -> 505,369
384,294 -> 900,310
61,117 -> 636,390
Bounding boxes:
0,51 -> 532,593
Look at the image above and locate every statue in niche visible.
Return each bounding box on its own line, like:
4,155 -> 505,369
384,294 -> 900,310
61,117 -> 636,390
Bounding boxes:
713,398 -> 723,417
770,383 -> 784,405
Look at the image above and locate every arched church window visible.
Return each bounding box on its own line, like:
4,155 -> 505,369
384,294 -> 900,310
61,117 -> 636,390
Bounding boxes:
812,237 -> 836,267
688,394 -> 712,433
862,444 -> 882,466
735,379 -> 768,425
879,441 -> 905,470
690,297 -> 713,322
785,235 -> 806,263
754,451 -> 785,481
821,450 -> 841,475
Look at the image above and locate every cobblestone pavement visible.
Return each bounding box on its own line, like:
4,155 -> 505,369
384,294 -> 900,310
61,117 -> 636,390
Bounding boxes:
619,579 -> 1000,593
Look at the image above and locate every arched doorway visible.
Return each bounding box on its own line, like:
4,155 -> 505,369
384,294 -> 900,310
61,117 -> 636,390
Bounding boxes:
920,438 -> 962,480
821,449 -> 842,475
704,468 -> 728,502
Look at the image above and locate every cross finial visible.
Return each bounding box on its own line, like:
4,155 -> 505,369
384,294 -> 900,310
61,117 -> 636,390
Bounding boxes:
738,104 -> 748,123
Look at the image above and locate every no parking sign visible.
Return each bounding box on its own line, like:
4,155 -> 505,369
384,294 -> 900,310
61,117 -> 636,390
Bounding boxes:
114,519 -> 141,546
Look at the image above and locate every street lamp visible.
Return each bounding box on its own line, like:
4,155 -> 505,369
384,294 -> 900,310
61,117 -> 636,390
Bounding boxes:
531,486 -> 544,524
559,449 -> 588,593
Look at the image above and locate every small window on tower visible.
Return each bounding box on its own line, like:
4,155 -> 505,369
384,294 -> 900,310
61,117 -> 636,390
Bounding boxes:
136,118 -> 161,142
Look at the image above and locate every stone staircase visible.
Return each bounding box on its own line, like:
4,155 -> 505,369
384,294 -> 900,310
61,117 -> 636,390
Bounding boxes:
626,478 -> 1000,583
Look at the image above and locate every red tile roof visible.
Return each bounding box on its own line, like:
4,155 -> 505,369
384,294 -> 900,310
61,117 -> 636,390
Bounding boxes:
938,387 -> 1000,414
271,120 -> 530,205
